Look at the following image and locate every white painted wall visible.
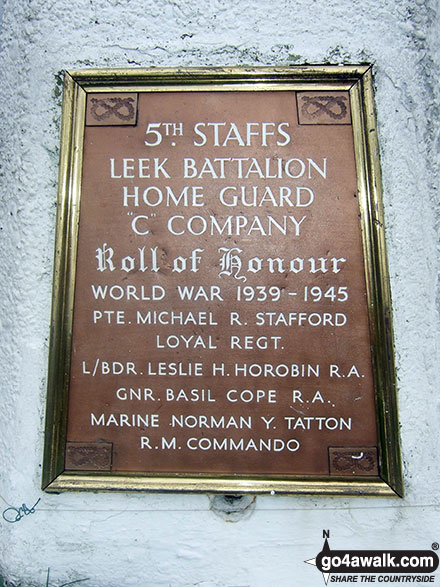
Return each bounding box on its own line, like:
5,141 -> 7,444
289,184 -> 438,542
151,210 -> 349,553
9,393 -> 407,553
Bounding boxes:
0,1 -> 439,585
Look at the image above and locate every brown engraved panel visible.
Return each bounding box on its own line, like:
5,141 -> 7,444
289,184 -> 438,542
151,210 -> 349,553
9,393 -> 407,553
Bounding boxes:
65,90 -> 378,477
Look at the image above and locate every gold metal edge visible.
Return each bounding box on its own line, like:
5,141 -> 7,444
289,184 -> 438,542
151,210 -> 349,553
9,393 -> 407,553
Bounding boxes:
80,82 -> 354,93
45,473 -> 397,496
67,65 -> 370,89
350,70 -> 403,497
42,73 -> 86,490
61,65 -> 368,97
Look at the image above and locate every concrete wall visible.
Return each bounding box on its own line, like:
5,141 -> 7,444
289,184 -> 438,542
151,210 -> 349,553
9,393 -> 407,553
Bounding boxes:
0,1 -> 439,585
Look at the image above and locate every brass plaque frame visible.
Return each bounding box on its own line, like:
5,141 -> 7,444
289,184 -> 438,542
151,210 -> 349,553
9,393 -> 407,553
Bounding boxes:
42,66 -> 403,496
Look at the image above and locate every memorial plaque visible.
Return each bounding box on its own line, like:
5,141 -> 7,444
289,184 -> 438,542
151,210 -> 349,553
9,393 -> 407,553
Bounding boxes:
43,67 -> 403,496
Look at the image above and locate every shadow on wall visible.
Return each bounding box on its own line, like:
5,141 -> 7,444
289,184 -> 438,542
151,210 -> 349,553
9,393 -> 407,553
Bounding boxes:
210,494 -> 256,522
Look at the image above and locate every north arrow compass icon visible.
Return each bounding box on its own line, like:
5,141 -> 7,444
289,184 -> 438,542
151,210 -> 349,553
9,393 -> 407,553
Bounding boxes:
305,537 -> 331,585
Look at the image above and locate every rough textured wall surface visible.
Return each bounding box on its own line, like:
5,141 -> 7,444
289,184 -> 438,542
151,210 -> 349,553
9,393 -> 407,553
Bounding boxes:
0,1 -> 439,586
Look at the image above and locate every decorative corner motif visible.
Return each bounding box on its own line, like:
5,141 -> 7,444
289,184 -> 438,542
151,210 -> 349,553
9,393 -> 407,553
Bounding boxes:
65,442 -> 113,471
86,93 -> 138,126
297,91 -> 351,125
329,446 -> 379,476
